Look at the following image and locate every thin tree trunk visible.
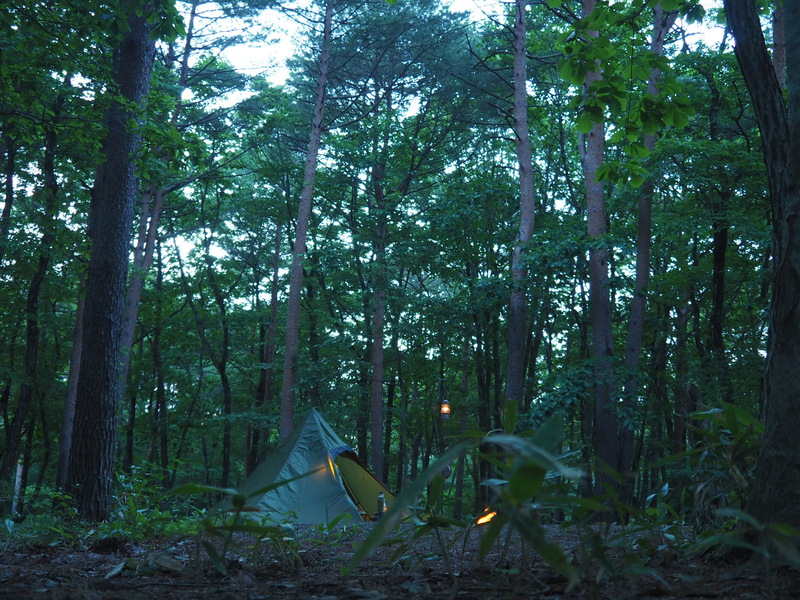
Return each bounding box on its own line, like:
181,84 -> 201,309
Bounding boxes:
698,65 -> 733,403
56,276 -> 85,490
248,223 -> 282,474
672,303 -> 690,455
619,5 -> 677,485
280,0 -> 333,440
174,232 -> 234,488
117,1 -> 197,397
369,170 -> 388,476
580,0 -> 616,494
453,339 -> 470,520
153,241 -> 169,486
505,0 -> 536,413
396,365 -> 408,488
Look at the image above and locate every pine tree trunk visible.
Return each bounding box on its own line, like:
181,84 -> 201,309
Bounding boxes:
280,0 -> 332,440
66,8 -> 156,521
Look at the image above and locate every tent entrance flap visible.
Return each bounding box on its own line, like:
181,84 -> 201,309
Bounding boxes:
334,452 -> 395,518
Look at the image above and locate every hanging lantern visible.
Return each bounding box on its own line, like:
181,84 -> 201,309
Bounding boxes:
440,398 -> 451,420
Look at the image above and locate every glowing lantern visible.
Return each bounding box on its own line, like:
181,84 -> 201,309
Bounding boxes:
373,491 -> 387,520
440,399 -> 451,420
475,510 -> 498,525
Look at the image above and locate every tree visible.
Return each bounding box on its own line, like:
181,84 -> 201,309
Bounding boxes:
505,0 -> 536,412
280,0 -> 333,440
618,3 -> 678,491
724,0 -> 800,528
65,4 -> 159,521
578,0 -> 617,491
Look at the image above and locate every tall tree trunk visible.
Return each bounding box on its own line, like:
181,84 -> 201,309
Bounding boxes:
724,0 -> 800,528
280,0 -> 332,440
618,5 -> 677,485
505,0 -> 536,413
153,241 -> 169,486
396,364 -> 408,488
698,66 -> 733,403
580,0 -> 616,493
369,168 -> 388,476
66,8 -> 156,521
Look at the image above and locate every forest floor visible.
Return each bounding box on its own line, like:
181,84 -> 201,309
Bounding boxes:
0,523 -> 798,599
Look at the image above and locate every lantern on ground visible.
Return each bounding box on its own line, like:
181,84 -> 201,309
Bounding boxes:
475,509 -> 498,525
373,491 -> 387,520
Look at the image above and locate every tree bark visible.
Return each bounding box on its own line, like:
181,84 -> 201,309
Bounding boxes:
618,5 -> 677,483
724,0 -> 800,528
773,1 -> 786,89
56,275 -> 85,491
505,0 -> 536,413
280,0 -> 332,440
580,0 -> 616,492
369,163 -> 389,476
66,8 -> 156,521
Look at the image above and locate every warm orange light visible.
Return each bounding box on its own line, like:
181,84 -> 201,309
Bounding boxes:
475,510 -> 497,525
440,399 -> 451,420
327,454 -> 336,478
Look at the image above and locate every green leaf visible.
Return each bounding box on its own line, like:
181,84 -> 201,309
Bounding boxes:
201,540 -> 227,575
343,443 -> 471,574
429,474 -> 445,508
509,511 -> 576,584
673,109 -> 690,130
508,462 -> 546,501
576,110 -> 595,134
530,414 -> 564,455
478,512 -> 508,560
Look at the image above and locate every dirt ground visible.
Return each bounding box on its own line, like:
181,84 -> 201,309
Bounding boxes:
1,524 -> 799,599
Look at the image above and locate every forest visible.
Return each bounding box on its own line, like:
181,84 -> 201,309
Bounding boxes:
2,0 -> 800,597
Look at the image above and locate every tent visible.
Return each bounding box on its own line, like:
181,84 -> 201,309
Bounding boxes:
231,408 -> 395,524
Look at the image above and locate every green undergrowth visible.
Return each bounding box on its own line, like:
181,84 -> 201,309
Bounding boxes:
2,401 -> 798,593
